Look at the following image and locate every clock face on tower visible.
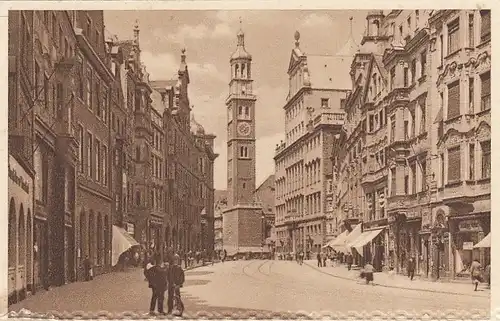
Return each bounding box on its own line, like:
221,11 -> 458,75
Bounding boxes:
237,122 -> 251,136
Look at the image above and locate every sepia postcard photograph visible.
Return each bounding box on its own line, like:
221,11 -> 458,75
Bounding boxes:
3,1 -> 497,320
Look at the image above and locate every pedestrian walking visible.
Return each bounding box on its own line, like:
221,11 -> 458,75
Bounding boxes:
167,254 -> 185,316
317,252 -> 322,267
407,257 -> 416,281
485,261 -> 491,289
147,258 -> 168,315
364,262 -> 375,285
322,252 -> 327,267
346,254 -> 353,271
299,251 -> 304,265
470,259 -> 482,291
83,256 -> 93,281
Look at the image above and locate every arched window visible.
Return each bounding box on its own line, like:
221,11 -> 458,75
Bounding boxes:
244,106 -> 250,117
19,204 -> 25,268
136,146 -> 141,161
136,190 -> 141,206
238,106 -> 243,116
8,198 -> 17,268
235,64 -> 239,78
80,210 -> 86,256
241,64 -> 246,78
372,20 -> 380,36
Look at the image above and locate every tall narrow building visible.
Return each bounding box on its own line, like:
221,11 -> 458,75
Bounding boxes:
223,26 -> 263,256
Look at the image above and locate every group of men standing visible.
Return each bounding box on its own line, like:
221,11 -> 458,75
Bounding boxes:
144,253 -> 185,316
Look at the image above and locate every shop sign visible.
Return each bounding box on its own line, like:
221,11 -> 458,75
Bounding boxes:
463,241 -> 474,250
458,220 -> 482,232
8,164 -> 30,194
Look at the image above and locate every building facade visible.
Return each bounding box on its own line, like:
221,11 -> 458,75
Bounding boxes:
214,190 -> 229,252
334,10 -> 491,278
150,50 -> 218,254
274,31 -> 355,255
8,10 -> 36,304
254,175 -> 276,252
223,27 -> 263,255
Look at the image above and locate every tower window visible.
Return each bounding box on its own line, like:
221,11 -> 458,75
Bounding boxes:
241,64 -> 246,78
238,106 -> 243,115
235,64 -> 239,78
239,146 -> 249,158
243,182 -> 246,189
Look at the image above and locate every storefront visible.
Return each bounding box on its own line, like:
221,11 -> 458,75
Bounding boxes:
8,155 -> 35,305
450,213 -> 490,276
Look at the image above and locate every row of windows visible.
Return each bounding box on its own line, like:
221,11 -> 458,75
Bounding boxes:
151,155 -> 163,179
442,71 -> 490,123
77,125 -> 108,186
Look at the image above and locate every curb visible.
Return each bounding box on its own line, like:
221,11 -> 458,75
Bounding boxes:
303,262 -> 489,298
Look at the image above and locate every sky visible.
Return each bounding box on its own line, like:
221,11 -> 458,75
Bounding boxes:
104,10 -> 369,190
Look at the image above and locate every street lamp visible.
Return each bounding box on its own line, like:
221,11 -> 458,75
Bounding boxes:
261,213 -> 265,255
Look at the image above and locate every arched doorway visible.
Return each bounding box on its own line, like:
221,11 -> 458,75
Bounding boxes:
104,216 -> 109,267
8,198 -> 17,304
8,198 -> 17,268
89,211 -> 95,263
18,204 -> 26,300
97,213 -> 103,265
27,210 -> 32,293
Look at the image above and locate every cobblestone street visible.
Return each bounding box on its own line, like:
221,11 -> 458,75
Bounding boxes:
9,260 -> 490,319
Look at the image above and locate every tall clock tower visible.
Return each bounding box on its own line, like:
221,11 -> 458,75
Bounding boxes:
223,25 -> 263,255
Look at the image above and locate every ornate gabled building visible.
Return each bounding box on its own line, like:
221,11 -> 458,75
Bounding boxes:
274,30 -> 356,255
151,50 -> 218,254
334,9 -> 490,279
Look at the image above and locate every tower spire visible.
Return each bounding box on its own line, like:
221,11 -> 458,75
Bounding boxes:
133,19 -> 140,45
237,17 -> 245,47
349,16 -> 353,38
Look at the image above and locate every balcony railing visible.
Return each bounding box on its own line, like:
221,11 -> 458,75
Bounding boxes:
313,112 -> 345,127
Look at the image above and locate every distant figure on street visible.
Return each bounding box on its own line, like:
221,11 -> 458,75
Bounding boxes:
316,252 -> 322,267
485,261 -> 491,288
470,259 -> 482,291
147,258 -> 168,315
322,252 -> 327,267
346,254 -> 353,271
167,254 -> 185,316
299,251 -> 304,265
83,256 -> 93,281
364,262 -> 375,285
407,257 -> 416,281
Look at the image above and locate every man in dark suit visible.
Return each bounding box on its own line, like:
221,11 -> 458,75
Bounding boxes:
147,257 -> 168,315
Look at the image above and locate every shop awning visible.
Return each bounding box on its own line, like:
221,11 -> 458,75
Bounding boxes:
323,230 -> 348,249
112,225 -> 140,266
349,228 -> 384,256
474,232 -> 491,248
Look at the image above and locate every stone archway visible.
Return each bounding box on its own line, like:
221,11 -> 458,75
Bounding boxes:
26,210 -> 33,293
8,198 -> 17,268
18,204 -> 26,300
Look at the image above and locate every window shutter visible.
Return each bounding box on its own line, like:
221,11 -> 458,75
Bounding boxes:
447,81 -> 460,119
480,10 -> 491,40
481,72 -> 491,97
447,147 -> 461,182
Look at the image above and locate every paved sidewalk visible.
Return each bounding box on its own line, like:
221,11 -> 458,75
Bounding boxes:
303,260 -> 490,297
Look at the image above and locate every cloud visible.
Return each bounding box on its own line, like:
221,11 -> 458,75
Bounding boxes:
166,20 -> 233,45
300,13 -> 336,29
140,51 -> 226,83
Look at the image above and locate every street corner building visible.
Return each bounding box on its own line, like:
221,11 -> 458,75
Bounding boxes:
273,28 -> 357,255
223,26 -> 266,257
329,10 -> 491,278
7,10 -> 218,306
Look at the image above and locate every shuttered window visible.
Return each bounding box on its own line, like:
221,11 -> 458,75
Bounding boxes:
447,81 -> 460,119
447,147 -> 461,182
448,19 -> 460,54
480,71 -> 491,111
480,10 -> 491,42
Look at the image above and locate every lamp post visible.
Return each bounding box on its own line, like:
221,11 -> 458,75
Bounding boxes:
261,213 -> 265,256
